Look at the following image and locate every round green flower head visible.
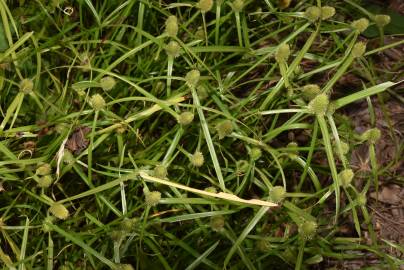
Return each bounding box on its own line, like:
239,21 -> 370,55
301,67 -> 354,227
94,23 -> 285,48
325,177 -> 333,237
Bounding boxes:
42,216 -> 54,233
19,78 -> 34,94
351,18 -> 369,33
356,193 -> 367,206
196,84 -> 209,100
165,15 -> 178,37
38,175 -> 53,188
287,142 -> 299,159
120,217 -> 138,232
165,41 -> 181,58
256,239 -> 271,252
232,0 -> 244,12
63,149 -> 75,164
352,42 -> 366,58
216,119 -> 233,139
185,69 -> 200,88
304,6 -> 321,22
196,0 -> 213,12
49,203 -> 69,220
100,76 -> 116,91
145,191 -> 161,207
195,27 -> 205,40
36,163 -> 52,176
308,93 -> 329,116
178,111 -> 194,125
360,128 -> 381,144
269,186 -> 286,203
338,169 -> 354,188
110,230 -> 124,242
210,216 -> 225,232
236,160 -> 249,174
249,147 -> 262,161
298,220 -> 317,240
321,6 -> 335,20
190,151 -> 204,167
90,94 -> 106,111
302,84 -> 321,100
374,14 -> 390,28
153,164 -> 167,178
275,43 -> 290,62
334,140 -> 349,155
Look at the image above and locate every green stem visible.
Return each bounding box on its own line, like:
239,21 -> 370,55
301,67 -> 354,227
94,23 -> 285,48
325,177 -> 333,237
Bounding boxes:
317,115 -> 340,223
235,12 -> 243,47
88,110 -> 99,184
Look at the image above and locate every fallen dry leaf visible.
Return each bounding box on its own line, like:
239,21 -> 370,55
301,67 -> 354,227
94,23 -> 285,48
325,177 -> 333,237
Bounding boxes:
370,185 -> 404,205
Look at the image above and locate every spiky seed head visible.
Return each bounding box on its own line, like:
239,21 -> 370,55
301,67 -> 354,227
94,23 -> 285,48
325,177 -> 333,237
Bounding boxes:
165,41 -> 181,58
321,6 -> 335,20
338,169 -> 354,188
145,191 -> 161,207
298,220 -> 317,240
236,160 -> 249,174
100,76 -> 116,91
190,151 -> 204,167
352,42 -> 366,58
360,128 -> 381,144
308,93 -> 329,116
195,27 -> 205,40
79,53 -> 91,72
90,94 -> 106,111
49,203 -> 69,220
110,230 -> 124,242
374,14 -> 390,28
216,120 -> 233,139
275,43 -> 290,62
340,141 -> 350,154
326,101 -> 337,115
334,141 -> 349,155
356,193 -> 367,206
249,147 -> 262,161
38,175 -> 53,188
196,84 -> 208,100
19,78 -> 34,94
232,0 -> 244,12
294,65 -> 303,76
165,15 -> 178,37
36,163 -> 52,176
120,218 -> 138,232
305,6 -> 321,22
178,111 -> 194,125
351,18 -> 369,33
117,264 -> 135,270
256,239 -> 271,252
269,186 -> 286,203
302,84 -> 321,100
63,149 -> 75,164
210,216 -> 225,232
196,0 -> 213,12
185,69 -> 200,88
55,123 -> 68,134
287,142 -> 299,159
153,164 -> 167,178
42,216 -> 54,232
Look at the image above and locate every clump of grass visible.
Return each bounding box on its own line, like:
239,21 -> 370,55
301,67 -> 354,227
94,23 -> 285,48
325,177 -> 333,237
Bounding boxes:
0,1 -> 402,269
